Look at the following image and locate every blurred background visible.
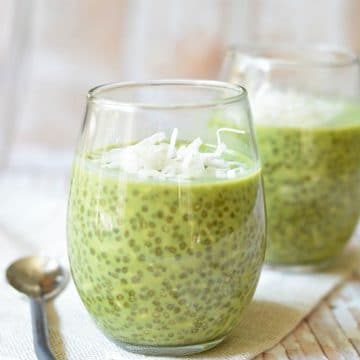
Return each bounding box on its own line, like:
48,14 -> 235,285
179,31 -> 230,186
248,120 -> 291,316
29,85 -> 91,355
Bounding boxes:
0,0 -> 360,172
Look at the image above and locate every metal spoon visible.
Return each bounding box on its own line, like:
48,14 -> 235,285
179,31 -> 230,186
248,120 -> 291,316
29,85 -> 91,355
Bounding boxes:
6,256 -> 68,360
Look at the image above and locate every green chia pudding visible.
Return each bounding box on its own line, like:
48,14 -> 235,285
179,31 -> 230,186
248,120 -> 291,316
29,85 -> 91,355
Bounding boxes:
253,90 -> 360,265
68,131 -> 266,346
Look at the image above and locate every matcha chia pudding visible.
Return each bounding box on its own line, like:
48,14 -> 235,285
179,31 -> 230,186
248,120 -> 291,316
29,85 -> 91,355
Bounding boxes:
253,89 -> 360,266
68,129 -> 266,350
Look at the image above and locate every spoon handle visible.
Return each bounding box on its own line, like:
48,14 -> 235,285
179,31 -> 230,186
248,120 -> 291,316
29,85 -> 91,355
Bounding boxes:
30,297 -> 56,360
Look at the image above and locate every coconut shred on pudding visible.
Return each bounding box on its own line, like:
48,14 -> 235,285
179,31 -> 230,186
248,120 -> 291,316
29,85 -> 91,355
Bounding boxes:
68,129 -> 265,346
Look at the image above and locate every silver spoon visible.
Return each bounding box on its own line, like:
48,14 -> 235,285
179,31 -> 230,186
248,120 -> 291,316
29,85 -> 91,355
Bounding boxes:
6,256 -> 68,360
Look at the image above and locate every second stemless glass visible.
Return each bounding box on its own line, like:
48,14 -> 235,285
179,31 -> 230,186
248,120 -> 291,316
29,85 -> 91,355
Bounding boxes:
222,45 -> 360,269
67,80 -> 266,356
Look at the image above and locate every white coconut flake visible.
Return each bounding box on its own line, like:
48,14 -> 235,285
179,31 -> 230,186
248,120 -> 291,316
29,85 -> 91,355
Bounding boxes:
167,128 -> 178,159
96,129 -> 248,180
182,138 -> 203,169
216,128 -> 246,149
226,169 -> 237,178
252,88 -> 345,127
137,131 -> 166,146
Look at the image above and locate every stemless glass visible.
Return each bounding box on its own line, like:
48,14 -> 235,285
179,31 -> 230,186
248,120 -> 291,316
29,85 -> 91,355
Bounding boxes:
67,80 -> 266,356
222,45 -> 360,269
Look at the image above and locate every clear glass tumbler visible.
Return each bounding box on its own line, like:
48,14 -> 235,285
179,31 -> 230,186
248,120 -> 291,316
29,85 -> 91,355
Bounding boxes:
67,80 -> 266,356
222,45 -> 360,269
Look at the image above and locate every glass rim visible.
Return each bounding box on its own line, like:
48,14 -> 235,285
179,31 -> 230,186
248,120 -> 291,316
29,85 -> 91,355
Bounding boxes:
87,79 -> 247,110
226,43 -> 360,68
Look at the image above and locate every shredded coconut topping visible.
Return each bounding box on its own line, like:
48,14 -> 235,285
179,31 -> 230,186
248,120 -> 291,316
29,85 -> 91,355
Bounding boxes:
252,87 -> 345,127
96,128 -> 248,180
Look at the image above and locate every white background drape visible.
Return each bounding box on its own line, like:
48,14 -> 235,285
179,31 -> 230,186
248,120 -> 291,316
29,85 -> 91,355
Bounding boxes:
0,0 -> 359,164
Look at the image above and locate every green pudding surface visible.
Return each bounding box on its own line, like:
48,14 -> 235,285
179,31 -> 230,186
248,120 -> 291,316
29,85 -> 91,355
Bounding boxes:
68,147 -> 266,346
255,95 -> 360,265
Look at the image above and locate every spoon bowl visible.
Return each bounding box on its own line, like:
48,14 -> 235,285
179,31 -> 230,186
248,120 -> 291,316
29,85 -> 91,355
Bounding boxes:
6,256 -> 68,360
6,256 -> 68,300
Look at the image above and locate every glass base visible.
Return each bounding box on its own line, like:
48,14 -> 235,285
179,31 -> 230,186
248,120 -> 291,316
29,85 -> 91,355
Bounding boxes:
264,256 -> 337,273
115,336 -> 226,356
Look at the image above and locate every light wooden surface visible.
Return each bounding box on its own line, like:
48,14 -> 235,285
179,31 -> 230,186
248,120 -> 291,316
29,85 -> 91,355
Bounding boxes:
255,273 -> 360,359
